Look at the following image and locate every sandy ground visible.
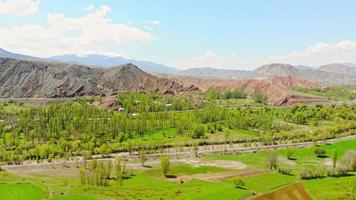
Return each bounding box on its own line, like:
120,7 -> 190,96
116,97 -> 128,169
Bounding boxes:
173,169 -> 270,184
5,158 -> 247,179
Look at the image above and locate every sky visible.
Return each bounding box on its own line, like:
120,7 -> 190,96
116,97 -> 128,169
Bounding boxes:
1,0 -> 356,70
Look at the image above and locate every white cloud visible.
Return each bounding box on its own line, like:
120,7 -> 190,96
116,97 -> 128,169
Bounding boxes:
0,5 -> 153,57
184,51 -> 244,69
0,0 -> 39,17
267,40 -> 356,66
145,19 -> 160,26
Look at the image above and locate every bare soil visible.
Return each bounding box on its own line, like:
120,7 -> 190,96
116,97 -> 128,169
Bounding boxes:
255,183 -> 313,200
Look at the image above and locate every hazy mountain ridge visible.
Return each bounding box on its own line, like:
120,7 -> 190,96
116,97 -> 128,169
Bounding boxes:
49,54 -> 179,74
178,67 -> 250,79
1,48 -> 356,85
319,63 -> 356,76
250,63 -> 356,85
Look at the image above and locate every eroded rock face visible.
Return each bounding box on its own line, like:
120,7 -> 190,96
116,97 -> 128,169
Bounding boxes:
0,58 -> 199,98
174,76 -> 328,106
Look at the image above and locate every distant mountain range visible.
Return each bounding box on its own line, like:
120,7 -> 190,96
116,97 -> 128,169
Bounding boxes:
0,57 -> 198,98
1,48 -> 356,85
0,48 -> 40,60
249,63 -> 356,84
178,63 -> 356,84
0,48 -> 179,74
177,67 -> 250,79
49,54 -> 179,74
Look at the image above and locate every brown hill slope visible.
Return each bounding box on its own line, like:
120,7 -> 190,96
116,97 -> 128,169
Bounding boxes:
250,63 -> 356,85
175,76 -> 328,106
0,58 -> 198,98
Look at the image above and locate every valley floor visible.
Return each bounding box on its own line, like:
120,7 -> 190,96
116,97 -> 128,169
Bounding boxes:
1,139 -> 355,200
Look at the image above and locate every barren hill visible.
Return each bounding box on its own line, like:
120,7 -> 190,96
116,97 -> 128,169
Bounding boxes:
0,58 -> 198,98
319,63 -> 356,76
250,63 -> 356,85
175,76 -> 328,106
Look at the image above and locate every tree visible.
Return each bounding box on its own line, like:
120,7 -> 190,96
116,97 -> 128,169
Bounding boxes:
286,149 -> 294,160
253,90 -> 268,104
206,89 -> 218,100
105,160 -> 112,179
266,151 -> 278,170
233,176 -> 245,189
333,150 -> 338,169
161,156 -> 170,177
139,149 -> 148,167
193,143 -> 199,158
91,159 -> 98,170
114,157 -> 126,186
78,167 -> 86,184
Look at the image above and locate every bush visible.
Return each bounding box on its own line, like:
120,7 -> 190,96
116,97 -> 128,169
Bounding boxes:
300,166 -> 326,179
336,164 -> 350,176
314,148 -> 327,158
278,167 -> 292,175
351,159 -> 356,171
327,164 -> 350,177
286,149 -> 294,160
253,90 -> 268,104
161,156 -> 171,177
340,150 -> 356,170
233,176 -> 245,189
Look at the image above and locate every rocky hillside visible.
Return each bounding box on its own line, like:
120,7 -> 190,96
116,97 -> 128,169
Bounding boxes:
250,63 -> 356,85
0,58 -> 198,98
319,63 -> 356,76
170,63 -> 356,85
175,76 -> 328,106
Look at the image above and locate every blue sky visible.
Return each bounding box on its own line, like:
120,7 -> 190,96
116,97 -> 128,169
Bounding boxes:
1,0 -> 356,69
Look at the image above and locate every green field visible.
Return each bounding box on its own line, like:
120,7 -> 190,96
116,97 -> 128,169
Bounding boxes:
0,139 -> 355,200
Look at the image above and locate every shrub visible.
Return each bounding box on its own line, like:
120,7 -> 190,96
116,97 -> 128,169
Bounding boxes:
314,148 -> 327,158
161,156 -> 171,177
278,167 -> 292,175
253,90 -> 268,104
300,166 -> 326,179
336,164 -> 350,176
340,150 -> 356,170
233,176 -> 245,189
327,164 -> 350,177
351,159 -> 356,171
286,149 -> 294,160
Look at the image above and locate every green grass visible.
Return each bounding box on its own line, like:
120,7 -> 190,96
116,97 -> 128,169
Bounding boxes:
303,173 -> 356,200
243,172 -> 297,195
0,183 -> 47,200
0,140 -> 355,200
143,163 -> 232,177
51,194 -> 98,200
204,139 -> 356,170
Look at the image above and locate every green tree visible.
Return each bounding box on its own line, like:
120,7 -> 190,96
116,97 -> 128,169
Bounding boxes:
78,167 -> 86,184
160,156 -> 171,177
233,176 -> 245,189
286,149 -> 294,160
253,90 -> 268,104
139,149 -> 148,167
333,150 -> 338,169
266,151 -> 278,170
